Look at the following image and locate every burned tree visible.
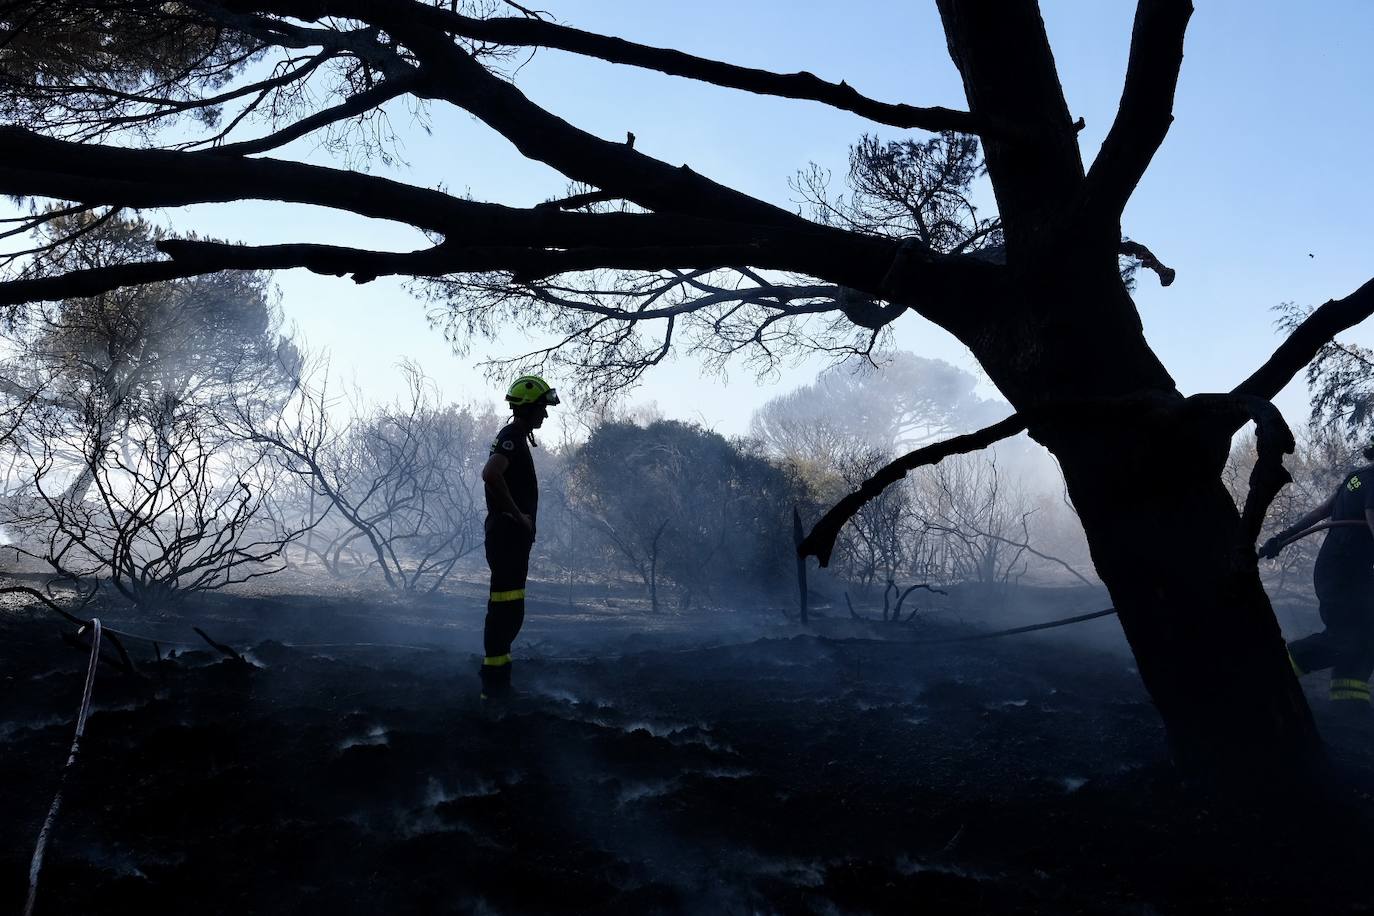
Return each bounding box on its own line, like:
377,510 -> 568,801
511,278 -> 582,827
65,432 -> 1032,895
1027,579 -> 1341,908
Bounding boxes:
2,393 -> 309,608
916,453 -> 1033,588
0,209 -> 300,505
0,0 -> 1369,780
229,361 -> 489,592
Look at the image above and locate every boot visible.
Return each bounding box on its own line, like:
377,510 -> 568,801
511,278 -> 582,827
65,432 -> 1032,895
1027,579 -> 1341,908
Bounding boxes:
479,657 -> 514,701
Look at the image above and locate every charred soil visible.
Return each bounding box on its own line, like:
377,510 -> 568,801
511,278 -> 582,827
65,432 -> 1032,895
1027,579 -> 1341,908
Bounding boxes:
4,587 -> 1374,915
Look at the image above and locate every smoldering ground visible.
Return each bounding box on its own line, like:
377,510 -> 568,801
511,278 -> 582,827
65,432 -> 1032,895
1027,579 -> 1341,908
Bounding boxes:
7,581 -> 1374,915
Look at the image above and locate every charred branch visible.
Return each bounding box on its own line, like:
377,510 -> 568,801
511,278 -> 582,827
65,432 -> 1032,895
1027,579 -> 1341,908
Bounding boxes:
193,625 -> 252,666
0,260 -> 211,306
206,68 -> 422,156
153,237 -> 834,284
800,414 -> 1027,567
61,628 -> 138,676
926,519 -> 1096,588
1184,392 -> 1295,549
377,13 -> 809,229
0,125 -> 468,232
0,584 -> 139,675
892,582 -> 945,621
395,4 -> 993,135
934,0 -> 1085,238
1233,275 -> 1374,402
1078,0 -> 1193,227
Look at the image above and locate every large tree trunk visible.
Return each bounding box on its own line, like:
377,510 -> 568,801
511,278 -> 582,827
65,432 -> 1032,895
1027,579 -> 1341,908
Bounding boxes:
927,0 -> 1324,782
1051,417 -> 1321,780
970,268 -> 1323,780
975,271 -> 1324,782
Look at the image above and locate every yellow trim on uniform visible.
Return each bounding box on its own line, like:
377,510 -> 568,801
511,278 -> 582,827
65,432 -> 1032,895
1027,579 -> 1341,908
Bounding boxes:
483,654 -> 512,667
1331,690 -> 1370,702
1330,677 -> 1370,702
489,588 -> 526,602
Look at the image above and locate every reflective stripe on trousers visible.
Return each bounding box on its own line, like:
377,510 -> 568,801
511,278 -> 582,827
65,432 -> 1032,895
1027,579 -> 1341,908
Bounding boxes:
1331,677 -> 1371,702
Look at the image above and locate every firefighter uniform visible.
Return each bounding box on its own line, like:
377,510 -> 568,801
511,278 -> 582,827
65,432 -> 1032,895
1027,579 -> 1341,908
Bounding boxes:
481,420 -> 538,699
1288,465 -> 1374,705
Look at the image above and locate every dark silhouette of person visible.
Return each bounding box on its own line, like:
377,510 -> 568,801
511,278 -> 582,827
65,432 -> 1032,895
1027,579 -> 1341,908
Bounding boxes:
478,374 -> 558,701
1262,441 -> 1374,710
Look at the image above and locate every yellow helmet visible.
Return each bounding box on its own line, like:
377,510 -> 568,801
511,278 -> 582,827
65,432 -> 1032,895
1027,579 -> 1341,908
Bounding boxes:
505,375 -> 560,408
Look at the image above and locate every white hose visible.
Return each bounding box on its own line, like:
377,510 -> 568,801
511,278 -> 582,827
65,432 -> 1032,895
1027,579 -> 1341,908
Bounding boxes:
24,618 -> 101,916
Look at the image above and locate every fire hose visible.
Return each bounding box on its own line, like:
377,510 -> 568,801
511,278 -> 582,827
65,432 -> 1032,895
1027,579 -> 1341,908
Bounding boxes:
821,520 -> 1368,648
1267,518 -> 1369,555
24,618 -> 101,916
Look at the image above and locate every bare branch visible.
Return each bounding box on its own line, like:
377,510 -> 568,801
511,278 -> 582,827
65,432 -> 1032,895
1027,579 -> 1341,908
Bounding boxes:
378,11 -> 808,228
0,260 -> 210,306
800,414 -> 1027,566
402,5 -> 992,135
0,125 -> 465,232
1233,276 -> 1374,402
205,69 -> 422,156
151,237 -> 864,283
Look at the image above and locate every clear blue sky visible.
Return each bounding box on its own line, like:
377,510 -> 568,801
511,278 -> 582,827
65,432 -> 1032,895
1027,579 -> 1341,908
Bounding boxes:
172,1 -> 1374,436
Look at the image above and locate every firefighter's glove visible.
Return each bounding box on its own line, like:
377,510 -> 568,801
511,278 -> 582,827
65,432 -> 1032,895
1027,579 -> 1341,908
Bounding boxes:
1258,536 -> 1284,560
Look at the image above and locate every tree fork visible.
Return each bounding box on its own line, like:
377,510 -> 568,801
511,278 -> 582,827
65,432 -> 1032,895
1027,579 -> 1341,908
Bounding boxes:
931,0 -> 1321,782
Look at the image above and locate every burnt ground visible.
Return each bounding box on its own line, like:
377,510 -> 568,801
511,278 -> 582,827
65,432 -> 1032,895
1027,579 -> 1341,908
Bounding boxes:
4,583 -> 1374,915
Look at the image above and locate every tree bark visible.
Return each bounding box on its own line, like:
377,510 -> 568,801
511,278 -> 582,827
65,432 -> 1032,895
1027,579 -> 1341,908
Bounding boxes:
928,0 -> 1322,783
1046,405 -> 1321,781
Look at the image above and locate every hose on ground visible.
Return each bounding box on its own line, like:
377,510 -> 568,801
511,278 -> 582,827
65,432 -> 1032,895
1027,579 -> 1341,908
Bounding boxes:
24,617 -> 101,916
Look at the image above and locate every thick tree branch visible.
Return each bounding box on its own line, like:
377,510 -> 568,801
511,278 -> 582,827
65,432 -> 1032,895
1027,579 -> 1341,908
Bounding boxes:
1232,275 -> 1374,401
1184,393 -> 1294,548
934,0 -> 1085,244
800,414 -> 1028,566
377,9 -> 810,229
150,237 -> 848,282
0,127 -> 820,250
1079,0 -> 1193,226
0,125 -> 466,233
401,6 -> 993,135
0,123 -> 1000,327
0,260 -> 212,306
150,237 -> 987,298
802,390 -> 1185,568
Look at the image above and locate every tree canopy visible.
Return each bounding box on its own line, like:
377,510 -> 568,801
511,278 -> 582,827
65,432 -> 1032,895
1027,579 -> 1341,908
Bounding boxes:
0,0 -> 1365,408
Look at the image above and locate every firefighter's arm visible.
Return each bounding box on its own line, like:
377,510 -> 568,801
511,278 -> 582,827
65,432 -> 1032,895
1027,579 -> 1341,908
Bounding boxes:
481,454 -> 533,532
1287,490 -> 1338,534
1366,508 -> 1374,540
1261,491 -> 1338,558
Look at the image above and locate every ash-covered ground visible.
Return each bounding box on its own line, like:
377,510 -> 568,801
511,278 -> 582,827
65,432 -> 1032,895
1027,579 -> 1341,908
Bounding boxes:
4,583 -> 1374,915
